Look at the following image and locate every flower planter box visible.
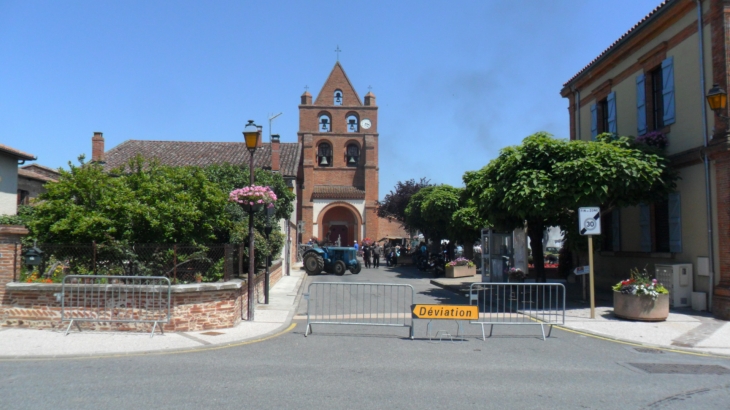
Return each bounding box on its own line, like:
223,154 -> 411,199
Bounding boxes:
613,291 -> 669,322
445,265 -> 475,278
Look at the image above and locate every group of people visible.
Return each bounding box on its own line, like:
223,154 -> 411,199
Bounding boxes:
358,241 -> 382,269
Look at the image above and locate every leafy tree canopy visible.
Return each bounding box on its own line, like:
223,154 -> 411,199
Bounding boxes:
463,132 -> 677,280
376,178 -> 431,230
28,156 -> 295,249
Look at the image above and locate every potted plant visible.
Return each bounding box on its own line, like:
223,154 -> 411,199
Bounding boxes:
194,273 -> 203,283
612,267 -> 669,321
445,257 -> 476,278
229,185 -> 277,213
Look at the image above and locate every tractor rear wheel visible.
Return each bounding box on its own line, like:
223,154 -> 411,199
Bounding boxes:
303,252 -> 324,275
333,261 -> 347,276
350,261 -> 361,274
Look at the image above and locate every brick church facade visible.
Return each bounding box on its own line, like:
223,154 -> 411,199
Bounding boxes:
297,62 -> 405,245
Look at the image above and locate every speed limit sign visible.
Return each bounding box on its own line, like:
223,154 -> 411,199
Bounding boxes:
579,207 -> 601,236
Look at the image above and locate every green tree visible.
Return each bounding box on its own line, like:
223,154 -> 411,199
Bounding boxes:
377,178 -> 431,231
404,186 -> 434,242
463,132 -> 677,282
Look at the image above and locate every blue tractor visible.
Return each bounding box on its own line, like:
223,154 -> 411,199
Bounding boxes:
303,246 -> 362,276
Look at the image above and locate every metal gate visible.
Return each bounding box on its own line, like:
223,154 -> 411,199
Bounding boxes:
305,282 -> 415,339
469,282 -> 565,341
61,275 -> 171,337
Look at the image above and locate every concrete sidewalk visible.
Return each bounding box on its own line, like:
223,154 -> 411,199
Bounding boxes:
431,275 -> 730,357
0,266 -> 306,359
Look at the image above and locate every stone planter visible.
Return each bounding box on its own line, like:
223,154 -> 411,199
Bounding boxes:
445,265 -> 476,278
613,291 -> 669,322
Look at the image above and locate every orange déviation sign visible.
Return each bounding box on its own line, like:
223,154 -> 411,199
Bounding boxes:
411,304 -> 478,320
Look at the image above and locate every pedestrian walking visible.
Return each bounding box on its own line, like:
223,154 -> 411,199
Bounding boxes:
363,243 -> 372,268
372,243 -> 381,268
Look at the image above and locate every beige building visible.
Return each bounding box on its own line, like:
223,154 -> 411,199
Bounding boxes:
561,0 -> 730,319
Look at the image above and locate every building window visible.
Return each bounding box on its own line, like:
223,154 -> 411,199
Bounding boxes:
346,144 -> 359,167
17,189 -> 30,205
640,192 -> 681,253
318,142 -> 333,167
319,114 -> 331,132
652,200 -> 670,253
346,114 -> 358,132
601,208 -> 621,251
648,66 -> 664,131
597,98 -> 608,134
334,90 -> 343,106
637,57 -> 675,135
590,91 -> 616,139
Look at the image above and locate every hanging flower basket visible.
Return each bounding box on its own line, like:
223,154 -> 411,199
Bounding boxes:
229,185 -> 277,213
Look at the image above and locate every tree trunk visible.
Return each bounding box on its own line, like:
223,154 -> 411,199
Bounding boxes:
528,220 -> 546,283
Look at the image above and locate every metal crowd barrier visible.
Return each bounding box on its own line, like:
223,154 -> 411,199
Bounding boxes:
61,275 -> 171,338
305,282 -> 415,339
468,282 -> 565,341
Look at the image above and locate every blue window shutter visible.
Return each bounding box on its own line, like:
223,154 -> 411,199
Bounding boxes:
668,192 -> 682,253
612,208 -> 621,251
607,92 -> 617,134
590,104 -> 598,140
662,57 -> 675,126
640,204 -> 651,252
636,74 -> 647,135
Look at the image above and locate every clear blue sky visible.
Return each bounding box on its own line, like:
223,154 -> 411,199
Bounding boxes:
1,0 -> 664,198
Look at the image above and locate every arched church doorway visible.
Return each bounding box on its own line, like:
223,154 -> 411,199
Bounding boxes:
320,205 -> 360,246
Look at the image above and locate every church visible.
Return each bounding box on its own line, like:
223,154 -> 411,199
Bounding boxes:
94,62 -> 406,248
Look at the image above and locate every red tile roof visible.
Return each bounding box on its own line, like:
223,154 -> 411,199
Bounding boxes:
18,168 -> 56,182
312,185 -> 365,200
563,0 -> 672,87
0,144 -> 36,161
103,140 -> 301,177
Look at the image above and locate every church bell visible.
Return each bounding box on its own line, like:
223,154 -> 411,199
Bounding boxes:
319,156 -> 329,165
348,156 -> 356,164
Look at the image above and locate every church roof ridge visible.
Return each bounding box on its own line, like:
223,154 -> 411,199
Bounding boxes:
313,61 -> 362,106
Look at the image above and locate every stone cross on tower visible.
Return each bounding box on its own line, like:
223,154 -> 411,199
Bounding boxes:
335,45 -> 341,61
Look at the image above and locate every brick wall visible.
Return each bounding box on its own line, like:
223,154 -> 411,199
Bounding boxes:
0,260 -> 284,331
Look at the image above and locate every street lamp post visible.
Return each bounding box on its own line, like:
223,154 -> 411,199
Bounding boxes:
243,120 -> 260,321
264,204 -> 276,304
285,179 -> 294,276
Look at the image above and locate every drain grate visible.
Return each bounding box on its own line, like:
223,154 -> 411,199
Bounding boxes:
629,363 -> 730,375
634,348 -> 664,354
200,331 -> 224,336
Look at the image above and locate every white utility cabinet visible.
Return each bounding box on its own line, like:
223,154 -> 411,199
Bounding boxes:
655,264 -> 693,308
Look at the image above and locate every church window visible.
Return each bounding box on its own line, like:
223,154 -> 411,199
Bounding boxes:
334,90 -> 343,106
346,115 -> 358,132
319,114 -> 331,132
318,142 -> 333,167
346,144 -> 359,167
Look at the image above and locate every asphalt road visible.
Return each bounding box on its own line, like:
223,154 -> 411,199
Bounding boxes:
1,263 -> 729,409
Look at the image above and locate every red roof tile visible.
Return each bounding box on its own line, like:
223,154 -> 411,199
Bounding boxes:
312,185 -> 365,200
103,140 -> 301,177
0,144 -> 36,161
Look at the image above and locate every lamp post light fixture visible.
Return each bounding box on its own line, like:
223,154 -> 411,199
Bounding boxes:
706,84 -> 729,119
242,120 -> 260,321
